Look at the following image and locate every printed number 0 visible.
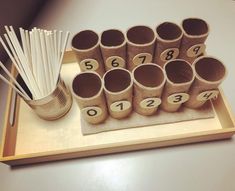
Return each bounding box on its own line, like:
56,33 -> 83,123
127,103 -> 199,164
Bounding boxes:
86,109 -> 98,116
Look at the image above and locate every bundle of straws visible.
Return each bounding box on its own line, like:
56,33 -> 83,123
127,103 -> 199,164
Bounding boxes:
0,26 -> 70,100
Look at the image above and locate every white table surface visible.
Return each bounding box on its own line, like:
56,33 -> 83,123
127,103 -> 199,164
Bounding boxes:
1,0 -> 235,190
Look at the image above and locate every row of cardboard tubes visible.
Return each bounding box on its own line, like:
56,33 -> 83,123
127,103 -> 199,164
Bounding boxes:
69,18 -> 226,124
71,57 -> 226,124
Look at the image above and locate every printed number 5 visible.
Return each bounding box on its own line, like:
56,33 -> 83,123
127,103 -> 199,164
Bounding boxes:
80,59 -> 99,71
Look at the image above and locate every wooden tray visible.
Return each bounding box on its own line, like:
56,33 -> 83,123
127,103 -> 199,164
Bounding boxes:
1,51 -> 235,166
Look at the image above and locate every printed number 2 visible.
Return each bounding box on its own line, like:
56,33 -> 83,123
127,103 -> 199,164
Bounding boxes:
146,99 -> 155,107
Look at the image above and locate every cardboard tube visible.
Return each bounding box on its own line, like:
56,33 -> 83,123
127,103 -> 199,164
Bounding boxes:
72,71 -> 108,124
126,25 -> 156,71
179,18 -> 209,63
185,56 -> 227,109
161,59 -> 195,112
132,64 -> 166,116
103,68 -> 133,119
100,29 -> 126,71
71,30 -> 105,76
154,22 -> 183,67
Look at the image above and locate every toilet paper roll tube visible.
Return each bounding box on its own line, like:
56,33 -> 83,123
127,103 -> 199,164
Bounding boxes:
71,30 -> 105,76
179,18 -> 209,63
72,71 -> 108,124
184,56 -> 227,109
132,63 -> 166,115
103,68 -> 133,119
126,25 -> 156,71
154,22 -> 183,67
100,29 -> 126,71
161,59 -> 195,112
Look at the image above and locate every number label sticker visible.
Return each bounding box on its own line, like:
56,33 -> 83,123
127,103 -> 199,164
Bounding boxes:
186,44 -> 206,58
106,56 -> 125,69
132,53 -> 152,66
80,59 -> 99,71
81,106 -> 102,118
196,90 -> 219,101
160,48 -> 179,62
110,100 -> 131,112
167,93 -> 190,104
140,97 -> 161,109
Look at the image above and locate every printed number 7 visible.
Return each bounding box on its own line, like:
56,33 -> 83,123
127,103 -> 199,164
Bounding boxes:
138,55 -> 146,64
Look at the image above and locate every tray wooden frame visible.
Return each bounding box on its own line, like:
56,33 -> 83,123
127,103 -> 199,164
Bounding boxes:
0,51 -> 235,166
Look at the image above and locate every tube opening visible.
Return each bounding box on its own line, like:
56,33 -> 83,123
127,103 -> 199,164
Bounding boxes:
156,22 -> 182,40
104,69 -> 131,92
134,64 -> 165,87
165,60 -> 194,84
195,57 -> 226,82
72,30 -> 99,50
182,18 -> 208,36
101,29 -> 125,47
72,73 -> 102,98
127,26 -> 155,45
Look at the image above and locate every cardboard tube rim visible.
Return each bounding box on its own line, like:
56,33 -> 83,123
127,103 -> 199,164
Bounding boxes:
126,25 -> 156,47
164,59 -> 195,87
193,56 -> 227,85
156,22 -> 183,43
103,68 -> 133,95
71,71 -> 104,101
132,63 -> 166,90
71,30 -> 101,52
181,17 -> 210,38
100,29 -> 126,50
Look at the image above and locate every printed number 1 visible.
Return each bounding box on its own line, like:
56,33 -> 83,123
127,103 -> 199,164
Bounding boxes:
116,102 -> 123,110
